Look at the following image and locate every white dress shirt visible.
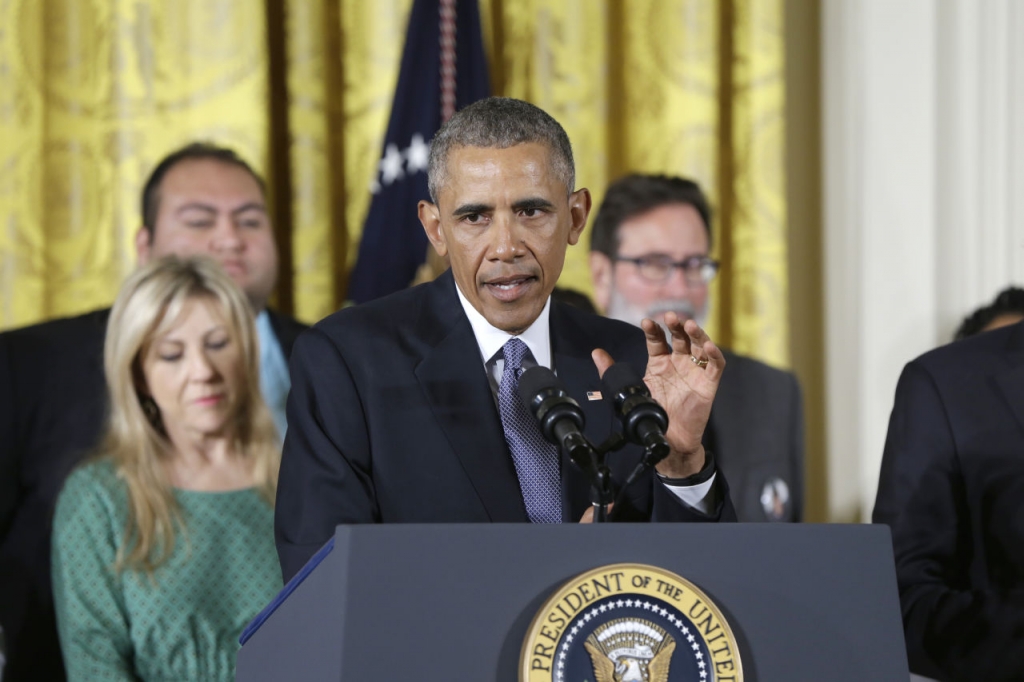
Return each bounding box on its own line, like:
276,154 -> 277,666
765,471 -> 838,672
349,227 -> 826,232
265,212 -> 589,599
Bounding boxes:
453,285 -> 715,515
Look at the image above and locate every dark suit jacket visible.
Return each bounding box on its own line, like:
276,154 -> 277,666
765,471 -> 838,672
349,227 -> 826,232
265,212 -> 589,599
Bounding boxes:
873,321 -> 1024,681
275,271 -> 734,582
706,350 -> 804,522
0,307 -> 305,682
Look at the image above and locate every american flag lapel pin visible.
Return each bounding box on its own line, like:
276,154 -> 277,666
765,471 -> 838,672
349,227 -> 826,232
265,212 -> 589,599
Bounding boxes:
586,391 -> 602,401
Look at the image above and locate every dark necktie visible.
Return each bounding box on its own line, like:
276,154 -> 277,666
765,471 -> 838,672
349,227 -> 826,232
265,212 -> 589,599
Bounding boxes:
497,338 -> 562,523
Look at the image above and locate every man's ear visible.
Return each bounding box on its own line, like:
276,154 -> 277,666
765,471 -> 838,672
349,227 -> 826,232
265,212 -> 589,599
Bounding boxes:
589,251 -> 613,312
418,201 -> 448,257
135,227 -> 153,264
567,188 -> 592,246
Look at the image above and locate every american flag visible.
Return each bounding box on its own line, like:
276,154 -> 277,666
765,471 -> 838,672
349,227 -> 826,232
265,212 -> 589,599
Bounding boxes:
347,0 -> 490,304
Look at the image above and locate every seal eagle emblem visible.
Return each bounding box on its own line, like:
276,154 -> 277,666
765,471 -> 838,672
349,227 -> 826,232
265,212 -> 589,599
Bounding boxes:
520,563 -> 742,681
584,618 -> 676,682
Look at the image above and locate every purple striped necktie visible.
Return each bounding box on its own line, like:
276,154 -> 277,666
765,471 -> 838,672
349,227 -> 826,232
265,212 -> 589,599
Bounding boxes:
497,338 -> 562,523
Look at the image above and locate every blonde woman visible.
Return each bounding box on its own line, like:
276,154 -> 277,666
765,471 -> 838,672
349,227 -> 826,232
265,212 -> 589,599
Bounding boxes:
51,256 -> 282,681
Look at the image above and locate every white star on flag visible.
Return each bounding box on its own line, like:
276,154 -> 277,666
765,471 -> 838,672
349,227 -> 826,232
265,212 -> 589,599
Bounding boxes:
370,134 -> 431,194
379,143 -> 405,186
405,133 -> 430,173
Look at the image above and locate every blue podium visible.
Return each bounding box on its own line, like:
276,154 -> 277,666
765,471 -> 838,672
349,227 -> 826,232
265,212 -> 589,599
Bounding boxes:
237,523 -> 908,681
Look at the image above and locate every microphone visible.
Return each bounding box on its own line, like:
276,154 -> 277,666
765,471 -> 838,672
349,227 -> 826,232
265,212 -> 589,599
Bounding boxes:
518,366 -> 595,473
601,362 -> 671,466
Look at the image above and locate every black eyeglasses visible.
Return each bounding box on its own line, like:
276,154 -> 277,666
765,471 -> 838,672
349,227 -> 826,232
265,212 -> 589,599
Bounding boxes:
613,255 -> 720,285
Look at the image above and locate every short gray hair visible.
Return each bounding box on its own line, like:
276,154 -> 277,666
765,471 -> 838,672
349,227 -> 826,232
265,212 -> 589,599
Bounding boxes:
427,97 -> 575,202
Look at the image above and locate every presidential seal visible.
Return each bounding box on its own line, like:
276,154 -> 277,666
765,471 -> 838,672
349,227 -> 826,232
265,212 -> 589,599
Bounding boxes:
520,563 -> 742,682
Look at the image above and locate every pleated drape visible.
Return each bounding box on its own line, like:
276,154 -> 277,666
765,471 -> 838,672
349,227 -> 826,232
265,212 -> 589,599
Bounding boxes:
0,0 -> 788,367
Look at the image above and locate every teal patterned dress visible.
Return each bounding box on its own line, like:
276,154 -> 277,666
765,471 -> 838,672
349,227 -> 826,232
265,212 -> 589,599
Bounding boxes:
51,460 -> 281,681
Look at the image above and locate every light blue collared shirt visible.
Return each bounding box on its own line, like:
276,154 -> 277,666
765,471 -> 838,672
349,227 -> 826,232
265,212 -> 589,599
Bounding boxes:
255,311 -> 291,440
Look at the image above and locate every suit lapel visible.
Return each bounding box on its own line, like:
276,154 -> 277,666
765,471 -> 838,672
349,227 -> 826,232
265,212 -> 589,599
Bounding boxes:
413,272 -> 527,522
993,323 -> 1024,436
550,304 -> 612,520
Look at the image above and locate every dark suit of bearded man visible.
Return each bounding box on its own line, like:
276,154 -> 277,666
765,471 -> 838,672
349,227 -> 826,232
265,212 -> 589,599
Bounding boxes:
275,270 -> 735,581
873,320 -> 1024,681
705,350 -> 804,522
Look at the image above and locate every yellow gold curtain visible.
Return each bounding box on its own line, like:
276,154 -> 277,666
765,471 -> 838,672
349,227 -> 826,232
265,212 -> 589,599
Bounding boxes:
726,0 -> 789,366
0,0 -> 270,327
0,0 -> 788,367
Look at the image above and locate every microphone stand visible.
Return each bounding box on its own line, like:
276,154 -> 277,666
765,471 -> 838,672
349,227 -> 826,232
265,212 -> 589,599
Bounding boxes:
588,433 -> 625,523
612,441 -> 670,516
559,431 -> 669,522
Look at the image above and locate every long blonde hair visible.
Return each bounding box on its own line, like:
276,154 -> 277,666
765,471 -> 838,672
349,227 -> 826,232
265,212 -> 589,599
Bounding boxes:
99,256 -> 280,572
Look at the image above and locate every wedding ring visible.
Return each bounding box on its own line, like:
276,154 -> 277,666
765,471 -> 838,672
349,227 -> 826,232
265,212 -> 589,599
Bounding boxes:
690,354 -> 709,368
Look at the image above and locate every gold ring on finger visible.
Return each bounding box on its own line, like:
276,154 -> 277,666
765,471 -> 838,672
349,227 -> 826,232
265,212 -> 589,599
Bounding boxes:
690,354 -> 708,368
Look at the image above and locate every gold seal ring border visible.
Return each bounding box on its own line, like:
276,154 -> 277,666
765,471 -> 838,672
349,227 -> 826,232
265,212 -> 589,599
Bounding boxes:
690,354 -> 709,368
519,561 -> 744,681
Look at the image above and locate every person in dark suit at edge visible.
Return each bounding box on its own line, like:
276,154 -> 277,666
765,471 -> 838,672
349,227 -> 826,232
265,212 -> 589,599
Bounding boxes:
588,174 -> 804,522
0,142 -> 307,681
275,97 -> 736,582
874,312 -> 1024,680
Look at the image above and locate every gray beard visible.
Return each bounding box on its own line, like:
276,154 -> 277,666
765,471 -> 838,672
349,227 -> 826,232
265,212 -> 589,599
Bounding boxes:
604,288 -> 710,336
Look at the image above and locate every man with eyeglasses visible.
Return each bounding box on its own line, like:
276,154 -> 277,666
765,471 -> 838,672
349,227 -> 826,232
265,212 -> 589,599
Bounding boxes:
588,173 -> 804,522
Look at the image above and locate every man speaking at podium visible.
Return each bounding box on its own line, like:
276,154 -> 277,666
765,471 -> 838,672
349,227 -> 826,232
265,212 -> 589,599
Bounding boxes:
275,98 -> 736,581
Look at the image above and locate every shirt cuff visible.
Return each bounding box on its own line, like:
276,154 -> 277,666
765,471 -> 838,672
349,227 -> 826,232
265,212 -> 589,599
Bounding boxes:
657,450 -> 718,515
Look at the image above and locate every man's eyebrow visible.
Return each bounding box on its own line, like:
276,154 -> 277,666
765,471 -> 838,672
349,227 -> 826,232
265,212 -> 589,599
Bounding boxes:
174,202 -> 266,216
512,197 -> 556,212
231,202 -> 267,215
175,202 -> 216,214
452,202 -> 492,218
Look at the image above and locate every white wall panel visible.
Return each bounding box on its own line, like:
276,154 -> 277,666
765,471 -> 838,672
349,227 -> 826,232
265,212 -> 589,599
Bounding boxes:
823,0 -> 1024,520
